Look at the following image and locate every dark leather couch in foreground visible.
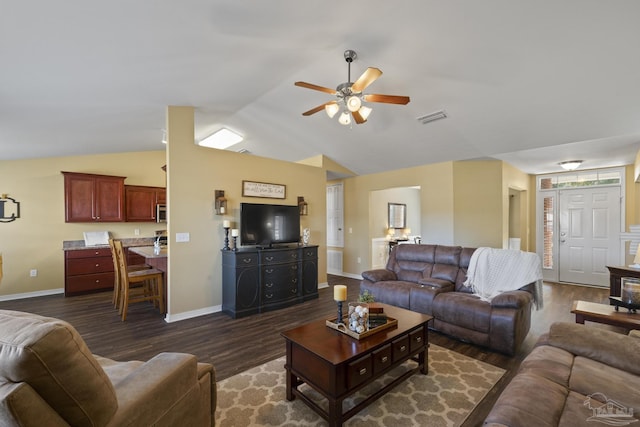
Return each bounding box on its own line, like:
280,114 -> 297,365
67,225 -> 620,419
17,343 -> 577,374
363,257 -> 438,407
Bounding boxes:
360,244 -> 534,355
485,322 -> 640,426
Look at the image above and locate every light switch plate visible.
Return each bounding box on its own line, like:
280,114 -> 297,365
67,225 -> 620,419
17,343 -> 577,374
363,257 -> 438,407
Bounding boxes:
175,232 -> 190,243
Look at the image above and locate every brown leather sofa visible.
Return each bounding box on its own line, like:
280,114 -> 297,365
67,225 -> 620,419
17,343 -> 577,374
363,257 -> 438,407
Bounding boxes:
0,309 -> 216,427
485,322 -> 640,426
360,244 -> 534,355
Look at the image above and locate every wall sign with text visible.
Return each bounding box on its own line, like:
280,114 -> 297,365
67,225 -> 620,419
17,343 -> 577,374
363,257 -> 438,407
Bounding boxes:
242,181 -> 286,199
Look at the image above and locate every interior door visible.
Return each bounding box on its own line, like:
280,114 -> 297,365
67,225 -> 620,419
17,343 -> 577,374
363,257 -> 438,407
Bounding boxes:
558,187 -> 620,287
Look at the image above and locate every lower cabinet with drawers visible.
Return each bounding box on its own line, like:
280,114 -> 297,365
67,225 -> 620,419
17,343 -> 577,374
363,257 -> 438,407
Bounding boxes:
221,245 -> 318,318
64,247 -> 115,296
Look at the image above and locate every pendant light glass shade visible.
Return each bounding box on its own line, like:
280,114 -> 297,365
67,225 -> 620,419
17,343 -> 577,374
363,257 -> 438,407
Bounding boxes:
346,96 -> 362,112
338,111 -> 351,125
358,105 -> 372,120
325,103 -> 340,118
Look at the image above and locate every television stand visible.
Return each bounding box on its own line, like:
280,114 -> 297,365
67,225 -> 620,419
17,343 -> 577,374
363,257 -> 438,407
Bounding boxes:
221,245 -> 318,318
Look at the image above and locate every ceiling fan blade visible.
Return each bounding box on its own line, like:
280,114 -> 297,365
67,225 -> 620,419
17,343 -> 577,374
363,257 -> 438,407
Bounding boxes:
352,110 -> 366,124
302,101 -> 337,116
351,67 -> 382,93
294,81 -> 337,95
364,94 -> 411,105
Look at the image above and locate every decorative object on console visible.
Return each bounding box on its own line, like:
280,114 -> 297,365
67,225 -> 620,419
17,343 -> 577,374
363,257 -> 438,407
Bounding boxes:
222,220 -> 230,251
295,49 -> 410,126
215,190 -> 227,215
231,228 -> 239,251
348,302 -> 369,334
297,196 -> 308,215
334,285 -> 347,325
302,228 -> 310,245
0,193 -> 20,223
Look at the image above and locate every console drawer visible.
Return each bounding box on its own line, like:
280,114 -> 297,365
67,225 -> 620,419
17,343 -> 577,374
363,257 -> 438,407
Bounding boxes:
392,335 -> 410,362
261,250 -> 299,264
372,344 -> 392,374
410,327 -> 426,353
347,354 -> 372,389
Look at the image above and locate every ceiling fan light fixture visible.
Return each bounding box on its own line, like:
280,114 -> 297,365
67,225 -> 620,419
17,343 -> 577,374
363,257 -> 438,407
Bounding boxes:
325,103 -> 339,118
559,160 -> 582,171
338,111 -> 351,126
358,105 -> 372,120
346,95 -> 362,112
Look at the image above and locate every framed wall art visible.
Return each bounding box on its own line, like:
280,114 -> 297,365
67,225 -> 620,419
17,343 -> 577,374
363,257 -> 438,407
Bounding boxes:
242,180 -> 286,199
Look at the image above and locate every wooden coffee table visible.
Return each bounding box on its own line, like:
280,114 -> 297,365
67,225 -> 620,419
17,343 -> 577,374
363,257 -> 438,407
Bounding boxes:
280,304 -> 432,427
571,300 -> 640,329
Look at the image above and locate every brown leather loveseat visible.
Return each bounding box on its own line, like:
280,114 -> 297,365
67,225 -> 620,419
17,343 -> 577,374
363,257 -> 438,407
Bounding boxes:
360,244 -> 534,355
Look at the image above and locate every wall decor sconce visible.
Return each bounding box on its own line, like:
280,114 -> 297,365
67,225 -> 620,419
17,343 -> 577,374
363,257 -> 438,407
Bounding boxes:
298,196 -> 308,216
215,190 -> 228,215
0,194 -> 20,223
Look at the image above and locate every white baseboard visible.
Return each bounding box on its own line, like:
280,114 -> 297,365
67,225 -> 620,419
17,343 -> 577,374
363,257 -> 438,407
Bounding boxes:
164,304 -> 222,323
318,281 -> 329,289
0,288 -> 64,302
328,272 -> 363,280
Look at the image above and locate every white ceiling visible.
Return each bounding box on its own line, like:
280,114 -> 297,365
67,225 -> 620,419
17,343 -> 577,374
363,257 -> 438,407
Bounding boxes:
2,1 -> 640,176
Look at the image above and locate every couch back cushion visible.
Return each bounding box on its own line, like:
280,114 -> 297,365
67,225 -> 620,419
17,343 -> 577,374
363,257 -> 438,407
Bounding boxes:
455,247 -> 476,292
0,310 -> 118,427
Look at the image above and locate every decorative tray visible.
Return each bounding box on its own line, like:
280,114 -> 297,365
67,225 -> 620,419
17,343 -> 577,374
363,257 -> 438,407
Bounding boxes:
326,316 -> 398,340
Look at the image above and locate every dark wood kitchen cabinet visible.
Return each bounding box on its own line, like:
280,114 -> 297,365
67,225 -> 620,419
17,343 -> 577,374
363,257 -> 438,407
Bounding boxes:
64,247 -> 115,296
125,185 -> 166,222
62,172 -> 125,222
221,245 -> 318,318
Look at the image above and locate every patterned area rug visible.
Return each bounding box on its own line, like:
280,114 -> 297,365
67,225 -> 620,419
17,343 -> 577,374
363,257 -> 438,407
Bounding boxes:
215,344 -> 504,426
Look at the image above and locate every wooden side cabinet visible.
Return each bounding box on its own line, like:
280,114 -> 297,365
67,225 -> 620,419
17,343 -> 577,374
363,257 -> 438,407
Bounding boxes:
222,245 -> 319,318
125,185 -> 166,222
62,172 -> 126,222
64,248 -> 115,296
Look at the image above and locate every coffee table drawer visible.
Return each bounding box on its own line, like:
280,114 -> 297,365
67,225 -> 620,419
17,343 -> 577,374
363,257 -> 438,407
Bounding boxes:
372,344 -> 392,373
347,354 -> 373,389
410,327 -> 426,352
392,335 -> 410,362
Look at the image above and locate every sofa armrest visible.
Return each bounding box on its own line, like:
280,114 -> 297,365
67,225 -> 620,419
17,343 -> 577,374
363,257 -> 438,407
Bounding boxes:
490,290 -> 533,309
0,381 -> 70,427
107,352 -> 209,427
361,269 -> 396,282
548,322 -> 640,376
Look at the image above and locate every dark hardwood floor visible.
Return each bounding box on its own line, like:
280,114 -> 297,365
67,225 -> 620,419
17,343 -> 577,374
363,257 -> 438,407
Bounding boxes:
0,276 -> 612,426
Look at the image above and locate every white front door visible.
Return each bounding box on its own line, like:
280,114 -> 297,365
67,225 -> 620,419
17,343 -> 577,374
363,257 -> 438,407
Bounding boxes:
558,186 -> 620,287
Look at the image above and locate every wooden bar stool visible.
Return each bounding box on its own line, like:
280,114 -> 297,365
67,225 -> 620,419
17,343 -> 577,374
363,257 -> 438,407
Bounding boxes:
113,240 -> 164,321
109,239 -> 150,309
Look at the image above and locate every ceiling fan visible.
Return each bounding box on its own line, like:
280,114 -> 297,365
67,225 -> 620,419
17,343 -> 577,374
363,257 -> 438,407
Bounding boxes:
295,50 -> 410,125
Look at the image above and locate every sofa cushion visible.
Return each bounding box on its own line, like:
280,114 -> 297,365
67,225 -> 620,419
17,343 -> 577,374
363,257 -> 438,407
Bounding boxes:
518,345 -> 573,387
0,310 -> 118,427
432,292 -> 491,333
360,280 -> 418,309
548,322 -> 640,376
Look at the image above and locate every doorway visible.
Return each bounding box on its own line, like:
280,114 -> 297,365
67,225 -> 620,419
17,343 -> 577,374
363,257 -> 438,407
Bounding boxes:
536,168 -> 625,288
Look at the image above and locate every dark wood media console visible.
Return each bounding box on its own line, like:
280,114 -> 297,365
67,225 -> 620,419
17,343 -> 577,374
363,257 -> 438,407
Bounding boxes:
221,245 -> 318,318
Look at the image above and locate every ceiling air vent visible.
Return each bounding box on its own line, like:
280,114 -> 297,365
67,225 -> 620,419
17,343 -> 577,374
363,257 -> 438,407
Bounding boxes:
417,110 -> 447,125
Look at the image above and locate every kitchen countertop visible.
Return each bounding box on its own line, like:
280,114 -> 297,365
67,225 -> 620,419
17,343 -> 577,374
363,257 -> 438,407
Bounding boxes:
128,245 -> 167,259
62,238 -> 155,251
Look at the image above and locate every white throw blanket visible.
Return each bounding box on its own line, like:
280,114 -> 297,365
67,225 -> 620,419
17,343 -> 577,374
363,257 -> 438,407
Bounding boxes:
464,247 -> 543,309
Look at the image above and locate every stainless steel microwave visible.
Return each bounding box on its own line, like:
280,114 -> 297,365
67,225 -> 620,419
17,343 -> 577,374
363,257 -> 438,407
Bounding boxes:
156,204 -> 167,223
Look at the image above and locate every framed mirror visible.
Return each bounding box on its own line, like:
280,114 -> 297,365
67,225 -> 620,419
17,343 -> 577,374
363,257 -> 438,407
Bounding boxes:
388,203 -> 406,229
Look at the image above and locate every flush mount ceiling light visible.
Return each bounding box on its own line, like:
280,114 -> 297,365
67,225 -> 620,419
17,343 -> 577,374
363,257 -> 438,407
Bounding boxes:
295,50 -> 410,126
559,160 -> 582,171
198,128 -> 243,149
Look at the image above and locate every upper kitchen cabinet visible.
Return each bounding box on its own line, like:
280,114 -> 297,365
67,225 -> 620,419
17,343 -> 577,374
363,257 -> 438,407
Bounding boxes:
62,172 -> 126,222
125,185 -> 166,222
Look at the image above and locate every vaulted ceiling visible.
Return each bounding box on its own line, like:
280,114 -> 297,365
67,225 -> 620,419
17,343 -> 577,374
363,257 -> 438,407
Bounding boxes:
2,1 -> 639,175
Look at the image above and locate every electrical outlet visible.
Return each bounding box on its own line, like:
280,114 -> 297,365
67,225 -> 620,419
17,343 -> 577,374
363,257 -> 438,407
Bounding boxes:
134,228 -> 140,236
357,257 -> 361,264
30,269 -> 38,277
175,232 -> 190,243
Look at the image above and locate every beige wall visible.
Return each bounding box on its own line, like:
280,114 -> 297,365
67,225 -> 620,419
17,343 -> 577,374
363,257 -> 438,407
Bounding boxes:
165,106 -> 327,318
0,151 -> 167,297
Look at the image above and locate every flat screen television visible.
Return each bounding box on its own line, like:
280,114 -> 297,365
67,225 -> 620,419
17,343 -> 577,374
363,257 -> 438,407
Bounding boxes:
240,202 -> 300,247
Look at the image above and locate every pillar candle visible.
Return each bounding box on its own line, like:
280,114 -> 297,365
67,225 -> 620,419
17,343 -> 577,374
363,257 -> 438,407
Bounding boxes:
231,228 -> 239,237
223,220 -> 230,228
334,285 -> 347,301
